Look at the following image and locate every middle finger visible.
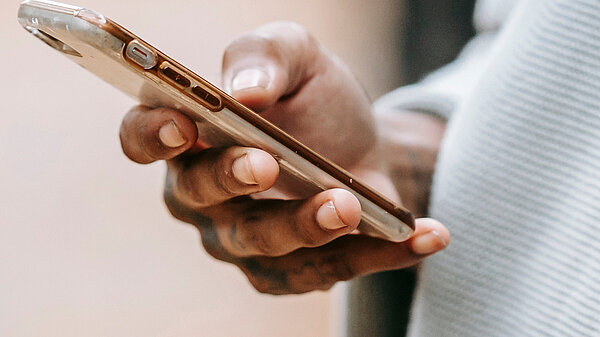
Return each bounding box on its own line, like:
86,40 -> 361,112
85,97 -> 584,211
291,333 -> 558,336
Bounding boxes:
202,188 -> 362,257
167,146 -> 279,209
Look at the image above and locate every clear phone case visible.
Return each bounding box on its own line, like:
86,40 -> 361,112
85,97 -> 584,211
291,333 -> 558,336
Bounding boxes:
18,0 -> 415,242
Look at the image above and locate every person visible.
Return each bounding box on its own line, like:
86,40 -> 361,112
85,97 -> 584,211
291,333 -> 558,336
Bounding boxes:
118,0 -> 600,335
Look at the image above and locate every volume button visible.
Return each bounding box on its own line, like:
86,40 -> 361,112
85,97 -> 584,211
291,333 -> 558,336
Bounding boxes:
192,85 -> 221,109
159,62 -> 191,88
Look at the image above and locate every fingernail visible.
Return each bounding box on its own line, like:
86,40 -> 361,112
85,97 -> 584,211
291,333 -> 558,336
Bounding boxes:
411,230 -> 448,255
232,153 -> 257,185
158,120 -> 186,148
316,200 -> 347,231
231,68 -> 270,92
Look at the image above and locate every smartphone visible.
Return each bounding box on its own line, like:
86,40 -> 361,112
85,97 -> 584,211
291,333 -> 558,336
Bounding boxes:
18,0 -> 415,242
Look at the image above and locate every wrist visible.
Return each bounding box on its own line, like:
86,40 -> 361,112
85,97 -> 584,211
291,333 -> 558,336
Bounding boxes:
375,109 -> 446,217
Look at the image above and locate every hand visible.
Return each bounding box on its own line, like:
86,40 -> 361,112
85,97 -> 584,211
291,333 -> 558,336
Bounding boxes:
119,22 -> 449,294
377,110 -> 447,218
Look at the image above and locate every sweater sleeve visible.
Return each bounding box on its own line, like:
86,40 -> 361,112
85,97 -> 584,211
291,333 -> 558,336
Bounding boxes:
375,0 -> 521,120
374,31 -> 499,121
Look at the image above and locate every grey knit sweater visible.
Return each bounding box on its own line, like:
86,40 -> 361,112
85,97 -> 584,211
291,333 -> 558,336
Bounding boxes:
380,0 -> 600,336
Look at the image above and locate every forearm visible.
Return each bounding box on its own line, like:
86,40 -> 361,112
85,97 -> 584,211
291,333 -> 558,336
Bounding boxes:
376,110 -> 446,217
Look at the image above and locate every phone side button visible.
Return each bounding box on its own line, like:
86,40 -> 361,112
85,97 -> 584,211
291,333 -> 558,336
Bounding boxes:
192,85 -> 221,108
205,92 -> 221,107
125,40 -> 157,70
191,85 -> 209,100
160,63 -> 191,88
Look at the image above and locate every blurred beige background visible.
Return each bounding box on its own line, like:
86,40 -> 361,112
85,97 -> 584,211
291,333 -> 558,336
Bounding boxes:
0,0 -> 405,336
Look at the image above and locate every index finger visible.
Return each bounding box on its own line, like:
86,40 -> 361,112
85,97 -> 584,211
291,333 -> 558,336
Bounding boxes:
119,105 -> 198,164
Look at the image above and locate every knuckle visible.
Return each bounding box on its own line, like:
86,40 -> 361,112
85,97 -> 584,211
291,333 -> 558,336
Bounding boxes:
280,21 -> 312,42
249,232 -> 276,256
198,223 -> 237,263
164,190 -> 213,230
251,279 -> 276,294
238,218 -> 277,256
315,254 -> 356,283
141,133 -> 162,161
175,162 -> 211,207
119,123 -> 149,164
228,33 -> 269,50
211,162 -> 239,197
330,260 -> 355,282
292,208 -> 324,247
119,106 -> 160,164
239,263 -> 277,294
164,172 -> 213,226
240,258 -> 292,294
170,148 -> 248,209
121,106 -> 139,131
163,186 -> 189,223
247,273 -> 294,295
118,129 -> 136,161
266,21 -> 319,59
297,227 -> 321,247
262,21 -> 311,41
200,234 -> 225,260
212,147 -> 250,196
118,120 -> 128,144
224,34 -> 284,65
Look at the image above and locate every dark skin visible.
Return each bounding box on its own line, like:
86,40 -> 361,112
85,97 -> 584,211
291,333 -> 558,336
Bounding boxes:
377,110 -> 447,218
119,22 -> 449,294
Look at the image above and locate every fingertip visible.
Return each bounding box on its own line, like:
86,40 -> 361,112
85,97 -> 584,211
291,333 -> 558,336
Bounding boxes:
232,87 -> 278,111
120,106 -> 198,164
410,218 -> 450,255
154,108 -> 198,149
231,68 -> 270,92
228,67 -> 282,111
414,218 -> 449,239
158,120 -> 187,148
222,28 -> 310,112
328,189 -> 362,229
242,149 -> 280,189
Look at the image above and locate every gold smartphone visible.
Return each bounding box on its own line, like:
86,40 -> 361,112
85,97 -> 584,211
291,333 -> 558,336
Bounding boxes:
18,0 -> 415,242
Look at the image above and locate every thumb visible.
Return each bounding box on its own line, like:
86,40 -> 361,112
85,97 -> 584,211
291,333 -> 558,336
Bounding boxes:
222,21 -> 321,111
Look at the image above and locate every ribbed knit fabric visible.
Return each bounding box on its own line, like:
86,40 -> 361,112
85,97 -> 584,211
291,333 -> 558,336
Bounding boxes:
407,0 -> 600,336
